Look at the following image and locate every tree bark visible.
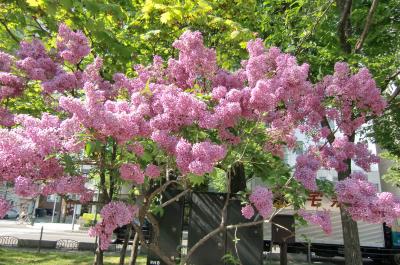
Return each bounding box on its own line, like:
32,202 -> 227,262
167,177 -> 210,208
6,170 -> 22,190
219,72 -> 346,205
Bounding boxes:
340,204 -> 362,265
94,240 -> 104,265
338,154 -> 362,265
119,224 -> 132,265
128,231 -> 140,265
229,162 -> 246,193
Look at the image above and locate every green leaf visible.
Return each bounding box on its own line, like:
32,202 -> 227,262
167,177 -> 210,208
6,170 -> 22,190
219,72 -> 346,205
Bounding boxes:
188,173 -> 206,186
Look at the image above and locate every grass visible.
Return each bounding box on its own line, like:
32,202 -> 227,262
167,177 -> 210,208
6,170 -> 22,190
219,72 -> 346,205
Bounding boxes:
0,248 -> 147,265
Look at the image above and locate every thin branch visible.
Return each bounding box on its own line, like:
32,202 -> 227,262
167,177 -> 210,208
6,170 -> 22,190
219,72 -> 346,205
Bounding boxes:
0,19 -> 20,43
382,68 -> 400,92
354,0 -> 379,53
388,85 -> 400,105
32,17 -> 52,37
160,189 -> 190,208
183,168 -> 232,264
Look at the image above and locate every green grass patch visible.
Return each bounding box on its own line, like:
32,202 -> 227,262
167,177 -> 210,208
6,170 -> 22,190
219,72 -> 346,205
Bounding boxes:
0,248 -> 147,265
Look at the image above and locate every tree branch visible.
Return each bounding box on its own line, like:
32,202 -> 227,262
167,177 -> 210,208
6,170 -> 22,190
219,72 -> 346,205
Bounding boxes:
160,189 -> 190,208
0,19 -> 20,44
354,0 -> 379,53
337,0 -> 353,54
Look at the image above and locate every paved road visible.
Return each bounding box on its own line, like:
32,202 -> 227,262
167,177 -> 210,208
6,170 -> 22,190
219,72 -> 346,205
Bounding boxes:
0,219 -> 95,242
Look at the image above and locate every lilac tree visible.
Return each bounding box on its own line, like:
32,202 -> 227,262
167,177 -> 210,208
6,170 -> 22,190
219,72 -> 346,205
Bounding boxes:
0,24 -> 396,265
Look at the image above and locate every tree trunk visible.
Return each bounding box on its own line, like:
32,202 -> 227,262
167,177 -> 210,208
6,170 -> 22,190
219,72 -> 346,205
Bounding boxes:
94,242 -> 104,265
229,162 -> 246,193
338,163 -> 362,265
119,224 -> 132,265
128,232 -> 140,265
337,134 -> 362,265
340,205 -> 362,265
56,196 -> 63,223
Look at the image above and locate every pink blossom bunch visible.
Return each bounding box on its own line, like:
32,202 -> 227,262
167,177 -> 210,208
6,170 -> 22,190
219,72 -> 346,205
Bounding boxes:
16,39 -> 57,81
145,164 -> 161,179
41,70 -> 79,93
212,69 -> 246,90
59,82 -> 150,143
57,23 -> 90,64
127,142 -> 145,157
0,113 -> 82,187
168,31 -> 217,88
89,202 -> 138,250
0,198 -> 11,219
336,172 -> 400,224
40,176 -> 93,201
119,163 -> 145,184
14,176 -> 39,197
0,72 -> 24,100
317,62 -> 386,136
298,209 -> 332,235
175,139 -> 226,175
294,152 -> 321,190
241,204 -> 255,219
114,55 -> 168,94
243,186 -> 273,219
82,57 -> 117,99
150,86 -> 208,131
0,107 -> 14,127
319,137 -> 379,172
0,51 -> 13,72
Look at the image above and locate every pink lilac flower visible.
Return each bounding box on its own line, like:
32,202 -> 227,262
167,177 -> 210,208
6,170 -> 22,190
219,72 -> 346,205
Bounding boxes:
168,31 -> 217,88
57,23 -> 90,64
145,164 -> 161,179
16,39 -> 57,81
247,186 -> 273,219
0,51 -> 13,72
88,202 -> 138,250
14,176 -> 39,197
298,209 -> 332,235
241,204 -> 255,220
127,142 -> 145,157
336,172 -> 400,224
119,163 -> 144,184
294,152 -> 320,190
0,198 -> 11,218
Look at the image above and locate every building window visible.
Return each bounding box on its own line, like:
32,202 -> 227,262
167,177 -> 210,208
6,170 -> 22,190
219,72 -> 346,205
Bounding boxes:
47,195 -> 60,202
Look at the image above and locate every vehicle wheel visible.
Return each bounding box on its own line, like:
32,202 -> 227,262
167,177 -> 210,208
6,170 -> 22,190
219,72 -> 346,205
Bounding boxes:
390,254 -> 400,265
3,215 -> 8,219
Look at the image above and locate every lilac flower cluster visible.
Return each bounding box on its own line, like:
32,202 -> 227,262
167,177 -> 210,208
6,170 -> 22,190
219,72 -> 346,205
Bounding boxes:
242,186 -> 273,219
336,172 -> 400,224
0,198 -> 11,219
57,23 -> 90,64
89,202 -> 137,250
298,209 -> 332,235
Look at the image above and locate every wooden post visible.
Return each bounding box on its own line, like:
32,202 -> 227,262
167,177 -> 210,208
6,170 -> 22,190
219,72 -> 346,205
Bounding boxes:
280,241 -> 287,265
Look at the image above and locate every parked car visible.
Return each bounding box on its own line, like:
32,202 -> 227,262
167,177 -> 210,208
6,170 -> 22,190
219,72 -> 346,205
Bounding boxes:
113,218 -> 151,244
2,208 -> 19,219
